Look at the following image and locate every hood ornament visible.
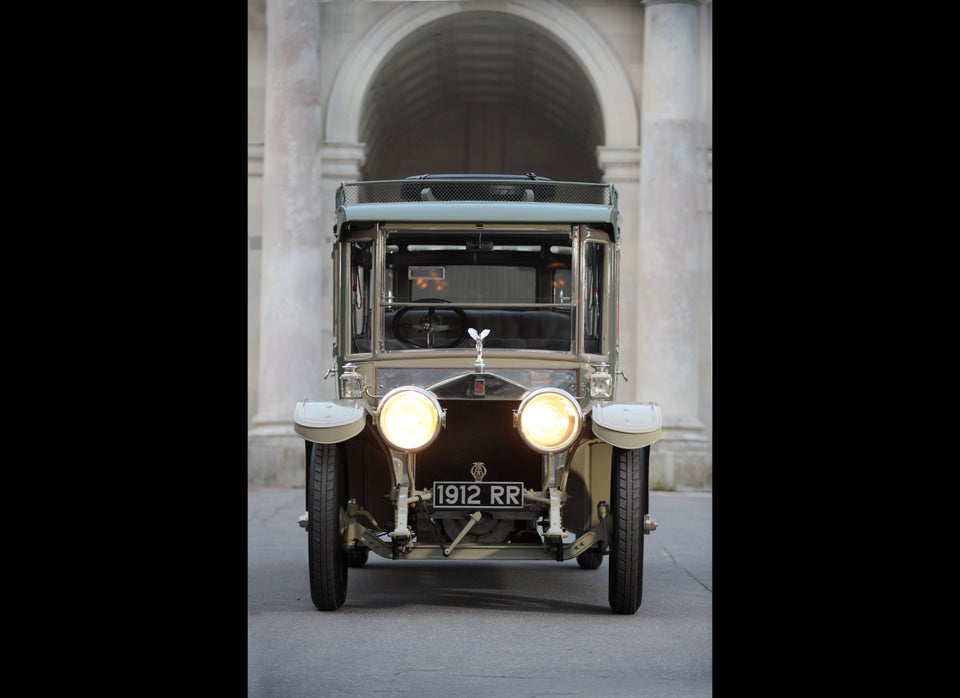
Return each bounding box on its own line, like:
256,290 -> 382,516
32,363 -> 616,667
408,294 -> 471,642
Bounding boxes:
468,327 -> 490,372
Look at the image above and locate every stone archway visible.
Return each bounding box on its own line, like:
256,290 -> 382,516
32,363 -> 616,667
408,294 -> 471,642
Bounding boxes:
324,0 -> 638,153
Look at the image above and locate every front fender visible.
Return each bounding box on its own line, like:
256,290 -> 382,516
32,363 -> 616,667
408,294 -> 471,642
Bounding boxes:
293,399 -> 367,444
590,401 -> 662,449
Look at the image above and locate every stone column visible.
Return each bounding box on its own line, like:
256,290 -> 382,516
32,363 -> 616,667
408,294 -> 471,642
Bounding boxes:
317,142 -> 366,394
637,0 -> 710,490
249,0 -> 325,486
596,145 -> 641,404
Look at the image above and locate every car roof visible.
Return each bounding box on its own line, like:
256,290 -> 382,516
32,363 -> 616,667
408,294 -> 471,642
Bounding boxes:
335,176 -> 619,237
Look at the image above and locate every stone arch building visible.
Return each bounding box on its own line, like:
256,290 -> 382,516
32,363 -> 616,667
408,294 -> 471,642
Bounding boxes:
247,0 -> 712,490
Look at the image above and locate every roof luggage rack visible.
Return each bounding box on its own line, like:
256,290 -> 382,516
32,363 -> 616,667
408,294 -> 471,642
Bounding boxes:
400,173 -> 556,202
337,175 -> 612,207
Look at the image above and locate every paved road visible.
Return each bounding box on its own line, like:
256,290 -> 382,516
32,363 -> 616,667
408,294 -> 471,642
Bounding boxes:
248,487 -> 712,697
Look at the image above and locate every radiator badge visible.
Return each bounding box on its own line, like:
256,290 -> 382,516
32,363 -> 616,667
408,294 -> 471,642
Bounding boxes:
471,462 -> 487,482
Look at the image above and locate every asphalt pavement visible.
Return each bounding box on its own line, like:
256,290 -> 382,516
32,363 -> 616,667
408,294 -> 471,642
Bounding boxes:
248,487 -> 712,697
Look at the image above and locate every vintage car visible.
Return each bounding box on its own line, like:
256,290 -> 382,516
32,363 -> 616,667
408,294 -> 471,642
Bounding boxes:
294,174 -> 662,614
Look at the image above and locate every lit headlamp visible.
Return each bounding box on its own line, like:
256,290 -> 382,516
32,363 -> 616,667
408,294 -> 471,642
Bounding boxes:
515,388 -> 582,453
377,386 -> 444,452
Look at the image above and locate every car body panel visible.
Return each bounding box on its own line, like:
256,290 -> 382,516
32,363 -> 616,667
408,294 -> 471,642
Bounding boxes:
293,399 -> 367,444
590,401 -> 663,449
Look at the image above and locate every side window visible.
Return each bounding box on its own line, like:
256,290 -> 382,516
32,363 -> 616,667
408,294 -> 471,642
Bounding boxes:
583,240 -> 605,354
349,242 -> 373,353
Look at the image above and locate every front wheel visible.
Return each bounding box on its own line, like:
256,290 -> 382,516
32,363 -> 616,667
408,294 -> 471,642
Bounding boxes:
608,446 -> 649,614
307,442 -> 348,610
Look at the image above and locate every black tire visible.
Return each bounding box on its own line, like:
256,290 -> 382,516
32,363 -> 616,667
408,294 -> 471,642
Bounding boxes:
392,298 -> 468,348
608,446 -> 649,614
346,548 -> 369,568
307,442 -> 348,610
576,548 -> 603,569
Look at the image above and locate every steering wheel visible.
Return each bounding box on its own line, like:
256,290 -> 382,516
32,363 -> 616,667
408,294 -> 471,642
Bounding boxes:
392,299 -> 468,348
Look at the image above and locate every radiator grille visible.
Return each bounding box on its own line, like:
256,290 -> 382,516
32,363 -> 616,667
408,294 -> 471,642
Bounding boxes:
414,400 -> 541,486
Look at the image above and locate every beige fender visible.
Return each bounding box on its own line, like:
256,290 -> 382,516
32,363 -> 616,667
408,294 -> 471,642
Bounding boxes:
293,400 -> 367,444
590,401 -> 662,450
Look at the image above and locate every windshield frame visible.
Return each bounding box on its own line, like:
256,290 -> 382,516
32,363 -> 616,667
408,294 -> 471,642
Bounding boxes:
338,222 -> 613,359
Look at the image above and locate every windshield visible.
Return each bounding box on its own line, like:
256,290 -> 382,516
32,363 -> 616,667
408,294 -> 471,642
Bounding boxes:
345,227 -> 606,354
385,231 -> 572,305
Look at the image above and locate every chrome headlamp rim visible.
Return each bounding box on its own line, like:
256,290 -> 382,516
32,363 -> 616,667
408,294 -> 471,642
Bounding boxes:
515,387 -> 583,454
376,385 -> 443,452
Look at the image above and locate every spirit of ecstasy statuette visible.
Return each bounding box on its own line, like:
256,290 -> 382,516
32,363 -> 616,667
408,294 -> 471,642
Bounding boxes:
468,327 -> 490,372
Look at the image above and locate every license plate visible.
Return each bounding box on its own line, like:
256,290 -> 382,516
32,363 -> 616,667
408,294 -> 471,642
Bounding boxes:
432,481 -> 524,509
